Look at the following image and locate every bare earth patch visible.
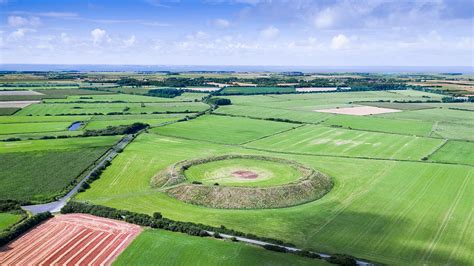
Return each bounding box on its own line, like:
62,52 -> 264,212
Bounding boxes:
232,170 -> 259,179
0,214 -> 141,265
314,106 -> 401,116
0,100 -> 41,108
0,90 -> 44,95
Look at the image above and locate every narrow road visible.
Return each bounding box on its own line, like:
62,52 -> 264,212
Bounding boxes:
22,134 -> 134,214
207,231 -> 374,266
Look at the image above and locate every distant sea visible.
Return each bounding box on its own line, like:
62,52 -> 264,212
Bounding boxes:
0,64 -> 472,74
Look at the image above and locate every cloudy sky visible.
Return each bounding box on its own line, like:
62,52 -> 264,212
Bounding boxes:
0,0 -> 473,66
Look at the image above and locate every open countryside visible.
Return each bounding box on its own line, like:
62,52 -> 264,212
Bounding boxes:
0,0 -> 473,265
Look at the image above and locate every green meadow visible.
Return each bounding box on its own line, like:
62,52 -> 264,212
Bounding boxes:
150,115 -> 297,144
77,133 -> 473,265
114,229 -> 324,266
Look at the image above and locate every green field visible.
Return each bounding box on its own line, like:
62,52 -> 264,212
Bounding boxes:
0,212 -> 23,231
220,86 -> 296,95
2,74 -> 473,265
246,125 -> 443,160
0,135 -> 120,153
0,147 -> 110,202
15,101 -> 208,116
76,133 -> 473,264
84,114 -> 186,130
214,105 -> 332,123
321,115 -> 433,136
429,140 -> 474,165
114,229 -> 324,266
0,121 -> 73,135
151,115 -> 297,144
0,108 -> 20,115
185,158 -> 302,187
0,136 -> 118,203
43,93 -> 206,103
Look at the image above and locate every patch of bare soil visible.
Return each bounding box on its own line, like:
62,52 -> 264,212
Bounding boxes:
232,170 -> 259,179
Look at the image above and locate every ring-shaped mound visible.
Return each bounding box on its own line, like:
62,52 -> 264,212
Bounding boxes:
151,155 -> 333,209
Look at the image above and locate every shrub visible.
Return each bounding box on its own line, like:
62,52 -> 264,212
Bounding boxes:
263,244 -> 287,253
208,97 -> 232,106
153,212 -> 162,219
327,254 -> 357,266
0,200 -> 21,212
3,137 -> 21,142
147,88 -> 183,98
191,181 -> 202,185
83,123 -> 149,136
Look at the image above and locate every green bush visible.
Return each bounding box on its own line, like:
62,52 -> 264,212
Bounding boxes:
83,123 -> 149,136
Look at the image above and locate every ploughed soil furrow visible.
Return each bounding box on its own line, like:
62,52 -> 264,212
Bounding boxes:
92,233 -> 131,265
0,214 -> 142,265
0,223 -> 67,263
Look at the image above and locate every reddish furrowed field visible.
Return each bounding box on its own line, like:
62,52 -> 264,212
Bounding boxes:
0,214 -> 141,265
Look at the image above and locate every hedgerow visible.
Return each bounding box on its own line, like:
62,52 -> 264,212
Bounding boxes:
0,212 -> 52,247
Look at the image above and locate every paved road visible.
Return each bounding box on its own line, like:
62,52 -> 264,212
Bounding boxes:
22,134 -> 134,214
207,231 -> 373,266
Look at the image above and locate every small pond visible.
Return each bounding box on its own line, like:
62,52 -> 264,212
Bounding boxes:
68,122 -> 82,131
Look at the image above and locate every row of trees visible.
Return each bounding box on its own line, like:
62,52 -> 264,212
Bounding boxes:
83,122 -> 149,136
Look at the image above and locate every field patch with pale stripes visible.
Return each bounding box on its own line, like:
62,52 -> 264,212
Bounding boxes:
0,214 -> 141,265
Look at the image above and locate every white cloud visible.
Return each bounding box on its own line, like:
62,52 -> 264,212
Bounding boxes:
123,35 -> 136,47
331,34 -> 350,50
7,28 -> 34,41
8,16 -> 41,27
90,28 -> 108,45
260,26 -> 279,40
60,32 -> 70,43
314,8 -> 335,29
212,18 -> 230,28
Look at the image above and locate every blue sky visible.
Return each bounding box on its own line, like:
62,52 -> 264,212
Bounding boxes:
0,0 -> 473,66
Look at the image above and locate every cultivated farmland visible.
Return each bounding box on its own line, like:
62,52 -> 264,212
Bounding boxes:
0,214 -> 141,265
1,71 -> 472,265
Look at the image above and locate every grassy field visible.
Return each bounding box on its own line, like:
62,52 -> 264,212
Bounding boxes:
214,105 -> 333,123
0,121 -> 73,135
321,115 -> 433,136
15,102 -> 209,116
220,86 -> 296,95
2,78 -> 472,265
245,125 -> 443,160
76,133 -> 473,265
0,108 -> 20,115
114,229 -> 324,266
84,115 -> 186,130
43,92 -> 206,103
0,135 -> 120,153
185,158 -> 302,187
0,147 -> 109,202
0,212 -> 23,231
151,115 -> 297,144
429,140 -> 474,165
